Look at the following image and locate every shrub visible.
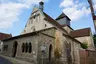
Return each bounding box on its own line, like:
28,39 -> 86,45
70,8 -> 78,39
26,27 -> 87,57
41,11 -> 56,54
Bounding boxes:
80,43 -> 88,49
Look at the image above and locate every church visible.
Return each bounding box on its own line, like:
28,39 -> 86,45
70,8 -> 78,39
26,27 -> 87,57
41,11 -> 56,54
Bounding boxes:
1,1 -> 95,64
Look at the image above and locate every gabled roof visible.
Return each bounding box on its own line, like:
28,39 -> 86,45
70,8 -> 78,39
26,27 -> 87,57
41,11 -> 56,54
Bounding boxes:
70,28 -> 91,38
0,32 -> 12,40
43,12 -> 68,34
55,13 -> 71,21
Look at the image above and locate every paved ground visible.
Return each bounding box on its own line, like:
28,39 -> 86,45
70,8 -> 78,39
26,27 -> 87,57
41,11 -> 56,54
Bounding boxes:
0,56 -> 13,64
0,55 -> 32,64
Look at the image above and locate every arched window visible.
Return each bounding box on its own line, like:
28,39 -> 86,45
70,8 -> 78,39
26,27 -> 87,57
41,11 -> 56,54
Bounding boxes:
25,43 -> 28,52
22,43 -> 25,52
29,42 -> 32,53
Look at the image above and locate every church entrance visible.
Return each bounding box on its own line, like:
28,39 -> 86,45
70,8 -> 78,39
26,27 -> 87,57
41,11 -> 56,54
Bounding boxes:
49,44 -> 52,61
12,41 -> 18,57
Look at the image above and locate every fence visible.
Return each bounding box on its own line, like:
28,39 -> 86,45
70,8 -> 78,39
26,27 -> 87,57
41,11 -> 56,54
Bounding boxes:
79,49 -> 96,64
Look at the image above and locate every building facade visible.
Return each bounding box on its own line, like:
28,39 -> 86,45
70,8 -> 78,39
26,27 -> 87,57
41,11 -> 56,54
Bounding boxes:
1,1 -> 95,64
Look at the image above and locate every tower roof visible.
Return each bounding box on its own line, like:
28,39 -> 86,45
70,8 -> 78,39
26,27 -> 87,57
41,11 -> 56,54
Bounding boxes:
56,13 -> 71,21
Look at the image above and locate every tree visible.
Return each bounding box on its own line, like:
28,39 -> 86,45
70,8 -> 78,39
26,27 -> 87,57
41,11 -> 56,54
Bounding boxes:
93,34 -> 96,47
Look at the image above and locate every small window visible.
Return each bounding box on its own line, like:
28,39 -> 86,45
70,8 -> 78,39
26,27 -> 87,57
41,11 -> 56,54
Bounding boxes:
45,24 -> 47,27
3,45 -> 8,51
34,16 -> 35,19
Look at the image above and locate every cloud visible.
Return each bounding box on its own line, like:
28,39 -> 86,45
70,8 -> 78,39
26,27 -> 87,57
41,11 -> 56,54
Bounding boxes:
60,0 -> 91,21
0,0 -> 48,29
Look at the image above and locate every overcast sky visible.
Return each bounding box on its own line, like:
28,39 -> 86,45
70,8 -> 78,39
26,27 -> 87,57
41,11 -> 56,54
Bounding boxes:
0,0 -> 96,36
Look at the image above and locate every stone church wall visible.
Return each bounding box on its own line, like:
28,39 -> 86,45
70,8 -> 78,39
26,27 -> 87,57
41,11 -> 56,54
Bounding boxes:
2,28 -> 56,64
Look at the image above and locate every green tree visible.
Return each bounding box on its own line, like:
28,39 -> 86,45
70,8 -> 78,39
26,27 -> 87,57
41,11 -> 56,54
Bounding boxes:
93,35 -> 96,47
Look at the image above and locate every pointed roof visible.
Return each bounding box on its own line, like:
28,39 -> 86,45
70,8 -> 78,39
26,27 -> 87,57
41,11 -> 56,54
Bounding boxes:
43,12 -> 68,34
70,28 -> 91,38
56,13 -> 71,21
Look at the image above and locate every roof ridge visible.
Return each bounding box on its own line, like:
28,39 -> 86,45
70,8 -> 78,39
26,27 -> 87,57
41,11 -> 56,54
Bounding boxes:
73,27 -> 91,32
55,12 -> 71,21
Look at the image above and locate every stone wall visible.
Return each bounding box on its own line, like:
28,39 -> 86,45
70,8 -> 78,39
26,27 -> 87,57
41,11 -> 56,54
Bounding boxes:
2,28 -> 56,64
55,29 -> 81,64
75,36 -> 95,51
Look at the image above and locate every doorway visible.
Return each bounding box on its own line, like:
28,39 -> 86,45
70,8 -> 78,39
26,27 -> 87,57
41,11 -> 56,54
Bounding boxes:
49,44 -> 52,61
12,41 -> 18,57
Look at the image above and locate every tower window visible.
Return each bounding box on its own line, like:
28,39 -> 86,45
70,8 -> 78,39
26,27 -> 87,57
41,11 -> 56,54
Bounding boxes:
34,16 -> 35,19
45,24 -> 47,27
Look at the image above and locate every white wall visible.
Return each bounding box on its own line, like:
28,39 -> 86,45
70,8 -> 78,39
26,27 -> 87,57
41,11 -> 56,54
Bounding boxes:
21,7 -> 53,34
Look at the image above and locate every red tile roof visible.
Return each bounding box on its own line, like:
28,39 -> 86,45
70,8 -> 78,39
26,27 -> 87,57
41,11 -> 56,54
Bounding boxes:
43,12 -> 68,34
70,28 -> 91,38
0,32 -> 12,40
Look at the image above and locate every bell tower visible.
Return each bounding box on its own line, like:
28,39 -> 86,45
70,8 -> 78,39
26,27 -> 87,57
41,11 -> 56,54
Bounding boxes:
39,1 -> 44,12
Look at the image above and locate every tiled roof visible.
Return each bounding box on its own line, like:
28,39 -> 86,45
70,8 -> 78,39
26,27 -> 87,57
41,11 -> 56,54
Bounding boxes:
0,32 -> 12,40
70,28 -> 91,38
3,27 -> 56,41
43,12 -> 68,34
55,13 -> 71,21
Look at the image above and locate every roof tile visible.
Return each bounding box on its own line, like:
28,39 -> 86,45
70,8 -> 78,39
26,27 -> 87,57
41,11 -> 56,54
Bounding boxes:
70,28 -> 91,38
0,33 -> 12,40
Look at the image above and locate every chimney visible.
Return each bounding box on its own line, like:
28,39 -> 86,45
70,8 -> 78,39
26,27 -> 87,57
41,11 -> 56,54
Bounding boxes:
39,1 -> 44,11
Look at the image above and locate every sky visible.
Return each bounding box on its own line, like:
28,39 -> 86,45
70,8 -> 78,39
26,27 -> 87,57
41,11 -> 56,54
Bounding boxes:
0,0 -> 96,36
